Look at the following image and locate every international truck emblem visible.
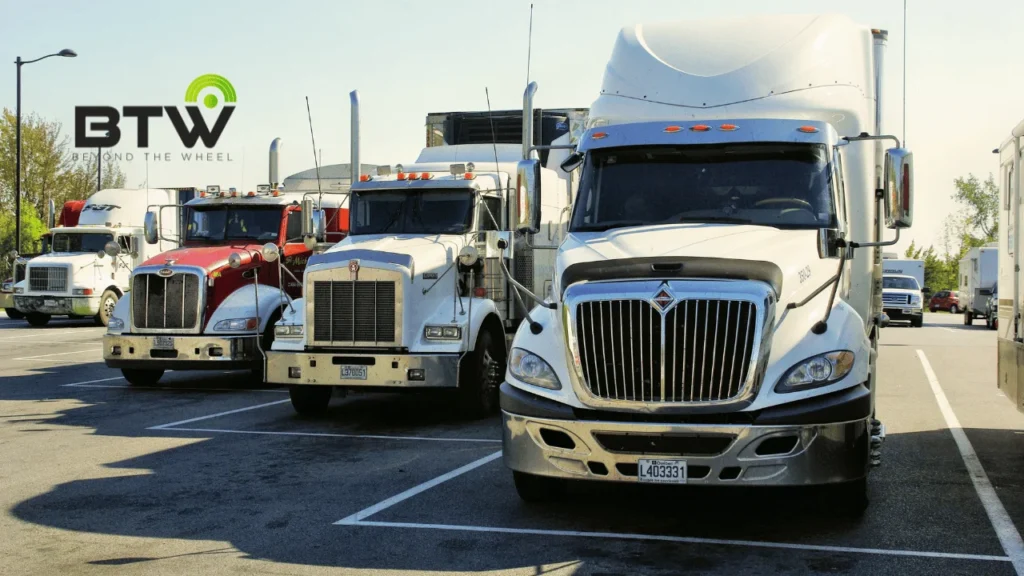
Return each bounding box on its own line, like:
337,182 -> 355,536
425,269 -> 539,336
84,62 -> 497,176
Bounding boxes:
348,260 -> 359,280
652,285 -> 675,310
157,268 -> 174,277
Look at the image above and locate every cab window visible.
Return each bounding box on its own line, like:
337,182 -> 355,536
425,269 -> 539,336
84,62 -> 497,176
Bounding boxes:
286,211 -> 303,243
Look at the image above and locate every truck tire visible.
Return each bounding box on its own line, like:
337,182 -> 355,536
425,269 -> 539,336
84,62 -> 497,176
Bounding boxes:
121,368 -> 164,386
911,316 -> 923,328
5,308 -> 24,320
964,311 -> 973,325
289,385 -> 332,417
457,329 -> 504,419
26,313 -> 50,327
512,471 -> 567,503
94,289 -> 119,327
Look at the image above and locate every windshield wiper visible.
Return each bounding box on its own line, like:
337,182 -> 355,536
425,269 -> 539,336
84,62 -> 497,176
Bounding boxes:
572,220 -> 647,232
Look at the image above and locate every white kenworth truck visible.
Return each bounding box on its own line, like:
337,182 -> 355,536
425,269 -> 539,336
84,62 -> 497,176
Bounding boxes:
266,93 -> 587,417
498,15 -> 914,515
13,188 -> 189,326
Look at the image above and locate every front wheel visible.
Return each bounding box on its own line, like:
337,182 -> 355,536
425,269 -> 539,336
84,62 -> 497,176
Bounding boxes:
457,329 -> 505,419
512,471 -> 567,503
26,313 -> 50,327
122,368 -> 164,386
4,308 -> 24,320
289,385 -> 332,417
911,316 -> 923,328
94,289 -> 119,327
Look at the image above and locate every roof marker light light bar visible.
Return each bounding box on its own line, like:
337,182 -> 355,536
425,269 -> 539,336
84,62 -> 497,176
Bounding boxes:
591,131 -> 608,139
359,174 -> 372,182
397,173 -> 408,181
719,124 -> 738,131
420,172 -> 432,180
407,172 -> 420,180
663,125 -> 682,133
798,126 -> 819,133
691,125 -> 711,132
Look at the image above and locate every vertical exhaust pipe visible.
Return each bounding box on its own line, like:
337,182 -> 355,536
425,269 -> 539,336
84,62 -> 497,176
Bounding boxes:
47,199 -> 56,229
269,137 -> 282,187
350,90 -> 360,186
522,82 -> 537,160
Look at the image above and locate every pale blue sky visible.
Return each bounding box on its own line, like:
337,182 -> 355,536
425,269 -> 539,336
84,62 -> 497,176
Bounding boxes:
2,0 -> 1022,253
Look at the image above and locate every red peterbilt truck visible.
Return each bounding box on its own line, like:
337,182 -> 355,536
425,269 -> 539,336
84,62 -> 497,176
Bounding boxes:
102,138 -> 351,385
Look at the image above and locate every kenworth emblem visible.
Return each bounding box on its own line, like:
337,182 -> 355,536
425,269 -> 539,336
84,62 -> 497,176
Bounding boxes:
157,268 -> 174,278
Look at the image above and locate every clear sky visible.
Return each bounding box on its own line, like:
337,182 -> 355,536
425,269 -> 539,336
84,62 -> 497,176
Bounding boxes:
2,0 -> 1021,254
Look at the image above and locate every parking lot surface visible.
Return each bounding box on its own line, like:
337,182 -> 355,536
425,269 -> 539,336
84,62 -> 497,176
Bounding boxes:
0,312 -> 1022,575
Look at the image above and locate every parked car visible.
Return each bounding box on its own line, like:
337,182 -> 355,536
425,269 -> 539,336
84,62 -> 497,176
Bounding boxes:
929,290 -> 961,313
986,283 -> 998,330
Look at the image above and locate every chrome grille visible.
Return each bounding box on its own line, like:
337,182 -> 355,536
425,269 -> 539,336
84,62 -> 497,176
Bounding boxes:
575,298 -> 757,403
882,293 -> 910,306
132,273 -> 201,330
312,281 -> 396,343
28,266 -> 68,292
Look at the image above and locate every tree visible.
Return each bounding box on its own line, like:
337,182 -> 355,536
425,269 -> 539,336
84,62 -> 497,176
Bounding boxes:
950,173 -> 999,246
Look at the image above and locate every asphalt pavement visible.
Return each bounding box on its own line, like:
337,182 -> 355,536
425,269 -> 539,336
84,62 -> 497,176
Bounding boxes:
0,311 -> 1021,575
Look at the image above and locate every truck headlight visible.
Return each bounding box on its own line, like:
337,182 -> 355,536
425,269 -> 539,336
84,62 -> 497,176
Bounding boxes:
213,317 -> 258,331
776,351 -> 854,393
1,282 -> 11,292
509,347 -> 561,390
424,325 -> 461,340
14,287 -> 23,294
72,288 -> 94,296
107,317 -> 124,332
274,324 -> 303,337
910,294 -> 921,305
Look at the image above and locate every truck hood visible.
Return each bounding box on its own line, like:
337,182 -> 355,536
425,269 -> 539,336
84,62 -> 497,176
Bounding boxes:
320,234 -> 468,277
558,224 -> 828,305
27,252 -> 104,273
143,244 -> 264,273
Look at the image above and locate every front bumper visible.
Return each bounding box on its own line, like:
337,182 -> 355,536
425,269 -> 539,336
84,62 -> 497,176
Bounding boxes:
104,333 -> 257,370
883,306 -> 922,321
501,384 -> 870,486
266,350 -> 460,388
15,295 -> 99,316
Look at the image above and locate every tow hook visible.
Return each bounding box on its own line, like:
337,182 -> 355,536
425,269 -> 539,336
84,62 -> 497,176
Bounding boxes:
869,418 -> 885,467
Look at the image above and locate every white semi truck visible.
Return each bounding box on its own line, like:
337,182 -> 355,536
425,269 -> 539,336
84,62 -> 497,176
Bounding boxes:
265,93 -> 587,417
498,15 -> 914,515
997,120 -> 1023,411
13,188 -> 188,326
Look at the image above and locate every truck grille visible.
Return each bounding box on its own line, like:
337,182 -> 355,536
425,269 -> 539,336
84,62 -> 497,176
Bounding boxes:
312,281 -> 396,343
132,272 -> 201,330
28,266 -> 68,292
882,293 -> 910,306
575,299 -> 757,403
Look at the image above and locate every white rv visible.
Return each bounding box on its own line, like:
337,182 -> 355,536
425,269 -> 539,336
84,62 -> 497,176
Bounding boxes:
959,244 -> 998,324
998,120 -> 1023,410
13,188 -> 186,326
497,15 -> 913,515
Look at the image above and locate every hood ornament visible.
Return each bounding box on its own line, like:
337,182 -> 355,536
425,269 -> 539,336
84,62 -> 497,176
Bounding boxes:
164,258 -> 176,265
651,283 -> 675,311
348,259 -> 359,280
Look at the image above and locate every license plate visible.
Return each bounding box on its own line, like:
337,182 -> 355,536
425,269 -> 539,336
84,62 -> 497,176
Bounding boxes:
637,459 -> 687,484
340,365 -> 367,380
152,336 -> 174,350
44,299 -> 57,307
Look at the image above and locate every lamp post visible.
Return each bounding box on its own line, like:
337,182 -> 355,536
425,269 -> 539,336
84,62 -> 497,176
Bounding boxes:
15,48 -> 76,254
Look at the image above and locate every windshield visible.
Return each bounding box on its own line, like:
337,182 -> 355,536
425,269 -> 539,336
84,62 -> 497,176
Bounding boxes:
571,143 -> 837,232
883,276 -> 920,290
52,232 -> 113,253
349,189 -> 474,235
186,206 -> 283,242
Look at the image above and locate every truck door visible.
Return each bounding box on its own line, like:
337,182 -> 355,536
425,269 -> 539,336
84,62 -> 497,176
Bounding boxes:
280,208 -> 307,298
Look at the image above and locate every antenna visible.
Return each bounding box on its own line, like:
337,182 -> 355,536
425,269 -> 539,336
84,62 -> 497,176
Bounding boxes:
528,3 -> 536,87
305,96 -> 324,205
903,0 -> 907,146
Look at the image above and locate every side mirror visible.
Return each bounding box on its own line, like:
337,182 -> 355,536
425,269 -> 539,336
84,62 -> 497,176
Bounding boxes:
312,209 -> 326,242
817,228 -> 843,259
515,159 -> 542,234
883,148 -> 914,229
559,152 -> 583,173
922,286 -> 931,293
261,242 -> 279,263
144,212 -> 159,245
103,241 -> 121,258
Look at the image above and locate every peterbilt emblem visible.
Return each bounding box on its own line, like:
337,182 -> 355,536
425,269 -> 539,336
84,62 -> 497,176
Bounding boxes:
652,285 -> 675,310
348,259 -> 359,280
157,268 -> 174,278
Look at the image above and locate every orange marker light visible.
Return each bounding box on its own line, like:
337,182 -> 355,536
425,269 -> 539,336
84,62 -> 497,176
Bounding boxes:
272,190 -> 280,197
407,172 -> 420,180
464,172 -> 476,180
719,124 -> 738,131
591,131 -> 608,139
473,287 -> 487,298
420,172 -> 431,180
691,125 -> 711,132
798,126 -> 819,133
359,174 -> 371,182
397,173 -> 408,181
199,191 -> 206,198
663,125 -> 682,133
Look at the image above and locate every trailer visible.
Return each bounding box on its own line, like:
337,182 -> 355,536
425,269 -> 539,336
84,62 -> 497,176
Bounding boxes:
997,118 -> 1024,412
960,244 -> 998,324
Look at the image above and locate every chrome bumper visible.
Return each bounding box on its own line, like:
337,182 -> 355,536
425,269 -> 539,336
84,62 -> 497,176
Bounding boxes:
15,295 -> 99,316
103,333 -> 257,370
266,350 -> 460,388
502,411 -> 869,486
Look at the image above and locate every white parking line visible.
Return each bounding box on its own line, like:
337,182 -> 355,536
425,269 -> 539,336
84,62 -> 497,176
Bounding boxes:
916,349 -> 1024,574
60,377 -> 125,387
349,520 -> 1010,563
13,348 -> 102,360
65,383 -> 288,394
336,451 -> 503,524
157,426 -> 501,443
0,328 -> 105,340
147,399 -> 291,430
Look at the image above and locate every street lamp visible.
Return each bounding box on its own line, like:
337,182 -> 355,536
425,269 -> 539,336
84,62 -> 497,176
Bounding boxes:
15,48 -> 76,254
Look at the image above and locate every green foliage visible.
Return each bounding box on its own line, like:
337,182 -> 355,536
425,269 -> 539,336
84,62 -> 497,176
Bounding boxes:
0,203 -> 47,278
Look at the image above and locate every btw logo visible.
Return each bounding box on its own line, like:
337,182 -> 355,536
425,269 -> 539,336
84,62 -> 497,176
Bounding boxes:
76,74 -> 236,149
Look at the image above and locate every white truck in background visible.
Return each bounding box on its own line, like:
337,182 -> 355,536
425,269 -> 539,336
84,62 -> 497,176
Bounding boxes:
12,188 -> 189,326
499,15 -> 914,516
265,92 -> 587,417
960,244 -> 998,325
882,258 -> 923,287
